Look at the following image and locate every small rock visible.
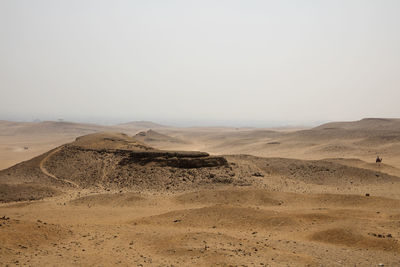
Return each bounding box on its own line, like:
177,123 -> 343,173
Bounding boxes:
365,193 -> 370,197
252,172 -> 264,177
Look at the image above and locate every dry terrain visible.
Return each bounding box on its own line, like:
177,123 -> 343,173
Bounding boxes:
1,118 -> 400,266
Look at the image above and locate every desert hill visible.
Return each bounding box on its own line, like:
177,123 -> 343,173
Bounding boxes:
0,132 -> 238,198
0,120 -> 112,136
1,128 -> 400,266
313,118 -> 400,131
3,118 -> 400,171
118,120 -> 166,129
134,129 -> 189,149
2,131 -> 400,202
148,118 -> 400,168
71,132 -> 152,151
0,120 -> 168,170
283,118 -> 400,143
0,120 -> 119,170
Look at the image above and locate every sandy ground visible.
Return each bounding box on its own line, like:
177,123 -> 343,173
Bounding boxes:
1,187 -> 400,266
1,119 -> 400,266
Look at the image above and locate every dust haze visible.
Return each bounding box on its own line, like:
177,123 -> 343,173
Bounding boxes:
1,1 -> 400,267
1,0 -> 400,124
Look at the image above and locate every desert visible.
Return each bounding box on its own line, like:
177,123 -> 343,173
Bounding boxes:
2,1 -> 400,266
1,118 -> 400,266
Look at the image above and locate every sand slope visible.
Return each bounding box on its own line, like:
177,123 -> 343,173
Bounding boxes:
1,188 -> 400,266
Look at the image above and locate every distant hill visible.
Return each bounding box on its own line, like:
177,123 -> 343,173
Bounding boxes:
0,121 -> 126,170
313,118 -> 400,131
72,132 -> 152,151
134,129 -> 188,145
2,118 -> 400,172
0,120 -> 112,136
282,118 -> 400,142
118,121 -> 166,129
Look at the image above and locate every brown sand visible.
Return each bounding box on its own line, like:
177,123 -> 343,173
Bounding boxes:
1,119 -> 400,266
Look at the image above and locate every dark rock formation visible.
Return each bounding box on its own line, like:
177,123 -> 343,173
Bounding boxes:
116,149 -> 227,168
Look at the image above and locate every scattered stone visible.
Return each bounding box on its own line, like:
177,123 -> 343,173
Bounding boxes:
365,193 -> 370,197
173,219 -> 181,223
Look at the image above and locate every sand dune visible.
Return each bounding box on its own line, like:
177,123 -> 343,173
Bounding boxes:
310,228 -> 400,252
2,187 -> 399,266
70,192 -> 145,207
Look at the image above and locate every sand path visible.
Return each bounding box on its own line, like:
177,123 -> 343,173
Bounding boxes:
39,146 -> 79,188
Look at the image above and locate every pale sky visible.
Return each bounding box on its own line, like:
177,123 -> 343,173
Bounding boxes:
1,0 -> 399,126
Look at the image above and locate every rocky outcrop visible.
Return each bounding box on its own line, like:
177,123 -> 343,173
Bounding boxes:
68,145 -> 228,168
116,150 -> 227,168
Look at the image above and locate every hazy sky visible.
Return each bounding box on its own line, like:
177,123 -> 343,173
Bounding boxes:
1,0 -> 399,126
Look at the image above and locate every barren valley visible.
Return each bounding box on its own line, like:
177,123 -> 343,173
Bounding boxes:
1,118 -> 400,266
